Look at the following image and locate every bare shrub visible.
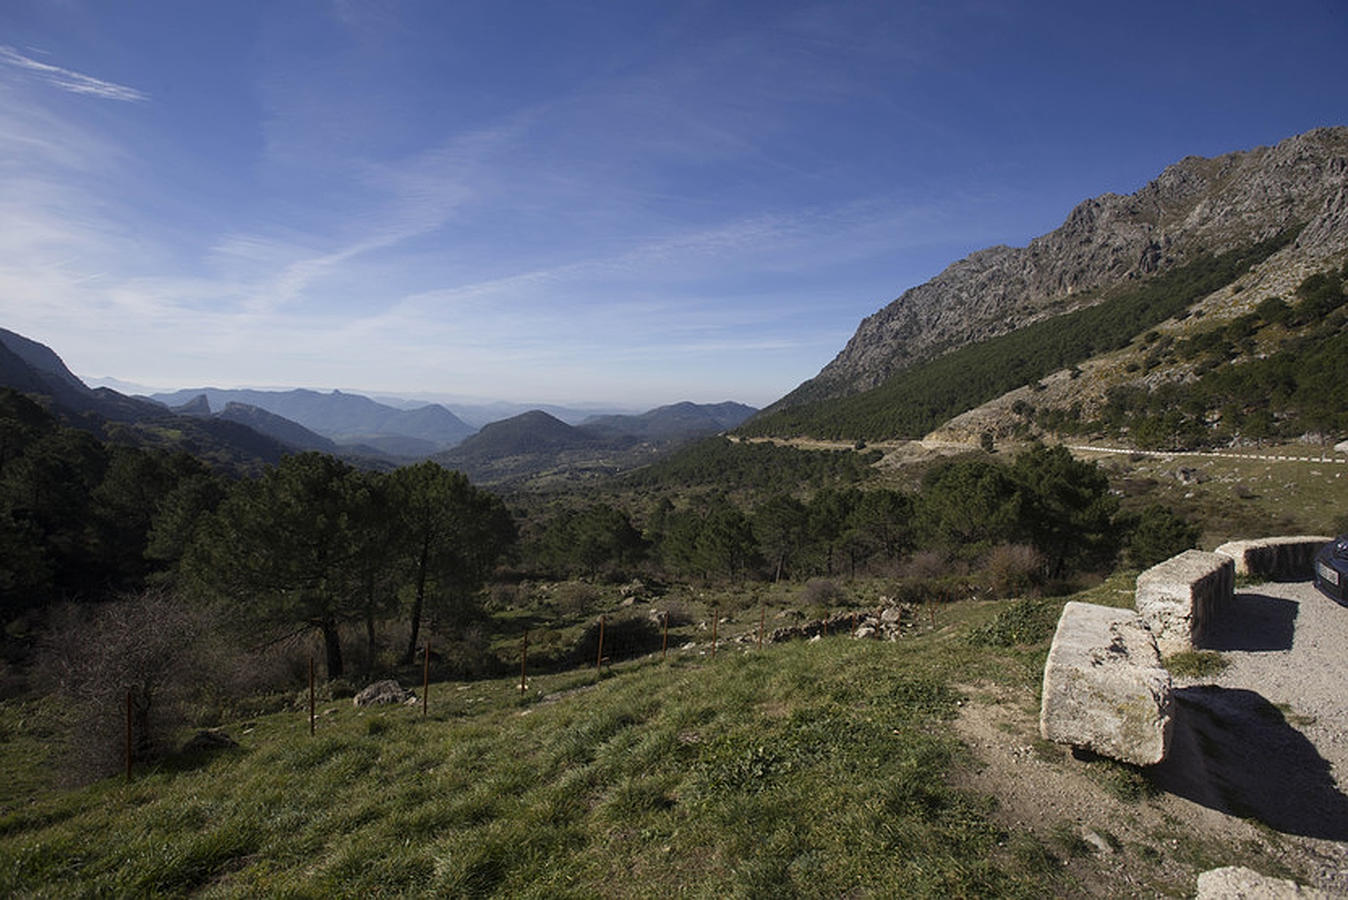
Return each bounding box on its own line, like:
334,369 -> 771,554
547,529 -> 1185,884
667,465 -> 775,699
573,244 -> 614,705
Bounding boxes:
572,614 -> 661,665
555,581 -> 601,617
434,623 -> 499,679
801,579 -> 843,608
902,550 -> 952,580
39,591 -> 211,783
651,599 -> 694,628
981,543 -> 1045,598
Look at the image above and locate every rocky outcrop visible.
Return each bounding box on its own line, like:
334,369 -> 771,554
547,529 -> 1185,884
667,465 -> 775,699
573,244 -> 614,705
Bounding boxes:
1039,601 -> 1173,766
353,680 -> 413,707
1214,536 -> 1331,580
774,127 -> 1348,407
1135,550 -> 1234,655
732,605 -> 918,645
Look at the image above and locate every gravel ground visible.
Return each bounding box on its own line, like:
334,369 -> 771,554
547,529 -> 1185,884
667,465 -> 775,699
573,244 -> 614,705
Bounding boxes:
953,579 -> 1348,897
1194,581 -> 1348,781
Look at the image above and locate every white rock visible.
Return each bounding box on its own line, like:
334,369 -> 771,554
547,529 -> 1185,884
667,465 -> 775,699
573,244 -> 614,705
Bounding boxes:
1196,865 -> 1332,899
1040,601 -> 1173,766
1135,550 -> 1233,654
1214,536 -> 1332,579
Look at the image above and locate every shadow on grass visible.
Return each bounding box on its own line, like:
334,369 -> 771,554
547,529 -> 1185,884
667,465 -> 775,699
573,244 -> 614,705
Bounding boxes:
1150,686 -> 1348,840
1201,592 -> 1297,652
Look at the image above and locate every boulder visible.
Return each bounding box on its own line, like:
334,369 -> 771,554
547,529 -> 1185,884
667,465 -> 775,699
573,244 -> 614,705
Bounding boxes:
353,679 -> 411,707
1196,866 -> 1331,899
1039,601 -> 1173,766
1135,550 -> 1233,654
1214,536 -> 1332,580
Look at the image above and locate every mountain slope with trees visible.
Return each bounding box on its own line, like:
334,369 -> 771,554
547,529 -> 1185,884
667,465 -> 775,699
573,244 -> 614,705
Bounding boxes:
755,127 -> 1348,440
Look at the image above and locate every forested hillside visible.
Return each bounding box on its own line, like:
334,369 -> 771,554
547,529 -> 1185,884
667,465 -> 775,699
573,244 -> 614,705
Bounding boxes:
740,232 -> 1297,441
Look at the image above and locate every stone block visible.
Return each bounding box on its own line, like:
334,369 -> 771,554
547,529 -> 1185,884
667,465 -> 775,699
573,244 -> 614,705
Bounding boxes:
1039,601 -> 1173,766
1135,550 -> 1233,654
1213,536 -> 1331,580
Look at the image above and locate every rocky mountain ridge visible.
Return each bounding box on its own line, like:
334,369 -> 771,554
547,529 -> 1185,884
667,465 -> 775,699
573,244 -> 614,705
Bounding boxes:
775,127 -> 1348,409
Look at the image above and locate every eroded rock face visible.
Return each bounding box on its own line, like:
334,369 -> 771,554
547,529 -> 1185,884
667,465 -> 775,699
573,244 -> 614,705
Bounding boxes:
353,679 -> 411,707
1040,601 -> 1173,766
1196,865 -> 1332,899
772,127 -> 1348,408
1214,536 -> 1332,580
1135,550 -> 1234,654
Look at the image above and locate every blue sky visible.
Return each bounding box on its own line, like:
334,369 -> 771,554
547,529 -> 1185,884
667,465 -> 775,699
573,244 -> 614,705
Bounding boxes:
2,1 -> 1344,408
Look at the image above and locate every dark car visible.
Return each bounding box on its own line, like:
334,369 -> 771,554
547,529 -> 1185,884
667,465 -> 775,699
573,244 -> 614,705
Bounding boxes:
1314,535 -> 1348,605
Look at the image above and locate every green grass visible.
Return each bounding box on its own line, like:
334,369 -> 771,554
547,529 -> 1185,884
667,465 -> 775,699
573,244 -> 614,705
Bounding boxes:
0,624 -> 1070,897
1164,650 -> 1228,679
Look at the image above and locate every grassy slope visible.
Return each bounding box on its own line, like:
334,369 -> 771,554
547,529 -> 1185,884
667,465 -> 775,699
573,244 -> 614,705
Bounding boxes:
1,583 -> 1282,898
0,612 -> 1032,897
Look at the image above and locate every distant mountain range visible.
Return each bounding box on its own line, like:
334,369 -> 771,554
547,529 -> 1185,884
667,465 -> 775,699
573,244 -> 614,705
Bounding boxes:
149,388 -> 475,452
0,328 -> 756,480
0,328 -> 294,471
435,403 -> 757,486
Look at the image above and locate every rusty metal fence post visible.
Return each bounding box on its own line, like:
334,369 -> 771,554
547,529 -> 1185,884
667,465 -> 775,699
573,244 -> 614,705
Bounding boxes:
308,655 -> 315,736
596,614 -> 606,676
520,631 -> 528,697
125,690 -> 133,782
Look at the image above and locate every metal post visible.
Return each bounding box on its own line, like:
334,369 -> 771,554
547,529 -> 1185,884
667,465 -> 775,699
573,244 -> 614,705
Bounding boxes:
520,631 -> 528,696
125,690 -> 133,782
308,655 -> 315,736
422,641 -> 430,718
661,613 -> 668,662
711,606 -> 718,657
596,614 -> 606,673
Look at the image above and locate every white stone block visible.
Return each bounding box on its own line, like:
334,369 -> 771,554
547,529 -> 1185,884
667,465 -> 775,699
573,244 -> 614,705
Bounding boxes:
1213,536 -> 1331,579
1135,550 -> 1233,654
1039,601 -> 1173,766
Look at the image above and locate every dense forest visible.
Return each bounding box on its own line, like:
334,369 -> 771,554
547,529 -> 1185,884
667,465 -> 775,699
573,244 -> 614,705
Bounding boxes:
3,385 -> 1193,683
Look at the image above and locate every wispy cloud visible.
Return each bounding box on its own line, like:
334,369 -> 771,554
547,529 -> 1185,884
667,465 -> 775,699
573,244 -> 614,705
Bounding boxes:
0,46 -> 147,102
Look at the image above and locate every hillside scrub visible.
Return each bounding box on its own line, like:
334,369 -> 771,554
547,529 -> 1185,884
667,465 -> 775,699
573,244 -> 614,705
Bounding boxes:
1041,261 -> 1348,448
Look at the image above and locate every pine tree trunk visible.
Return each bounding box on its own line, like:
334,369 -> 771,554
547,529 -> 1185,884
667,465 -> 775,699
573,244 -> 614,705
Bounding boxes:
322,617 -> 344,679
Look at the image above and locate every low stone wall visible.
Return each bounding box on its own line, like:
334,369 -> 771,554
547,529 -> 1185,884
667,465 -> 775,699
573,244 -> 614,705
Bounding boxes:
1213,535 -> 1331,580
1134,550 -> 1234,655
1039,601 -> 1173,766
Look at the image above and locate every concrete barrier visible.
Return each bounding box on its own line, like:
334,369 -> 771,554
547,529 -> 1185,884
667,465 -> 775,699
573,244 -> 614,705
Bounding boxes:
1135,550 -> 1234,655
1039,601 -> 1173,766
1213,536 -> 1331,580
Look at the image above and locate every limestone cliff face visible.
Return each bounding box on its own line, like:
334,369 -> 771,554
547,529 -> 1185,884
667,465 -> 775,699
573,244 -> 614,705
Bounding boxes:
780,127 -> 1348,406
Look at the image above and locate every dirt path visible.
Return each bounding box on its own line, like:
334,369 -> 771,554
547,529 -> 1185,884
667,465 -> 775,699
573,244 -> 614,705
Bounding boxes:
952,580 -> 1348,896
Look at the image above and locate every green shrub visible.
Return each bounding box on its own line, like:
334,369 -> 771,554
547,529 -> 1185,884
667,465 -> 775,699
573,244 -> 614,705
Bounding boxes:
965,597 -> 1062,647
1164,650 -> 1227,678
